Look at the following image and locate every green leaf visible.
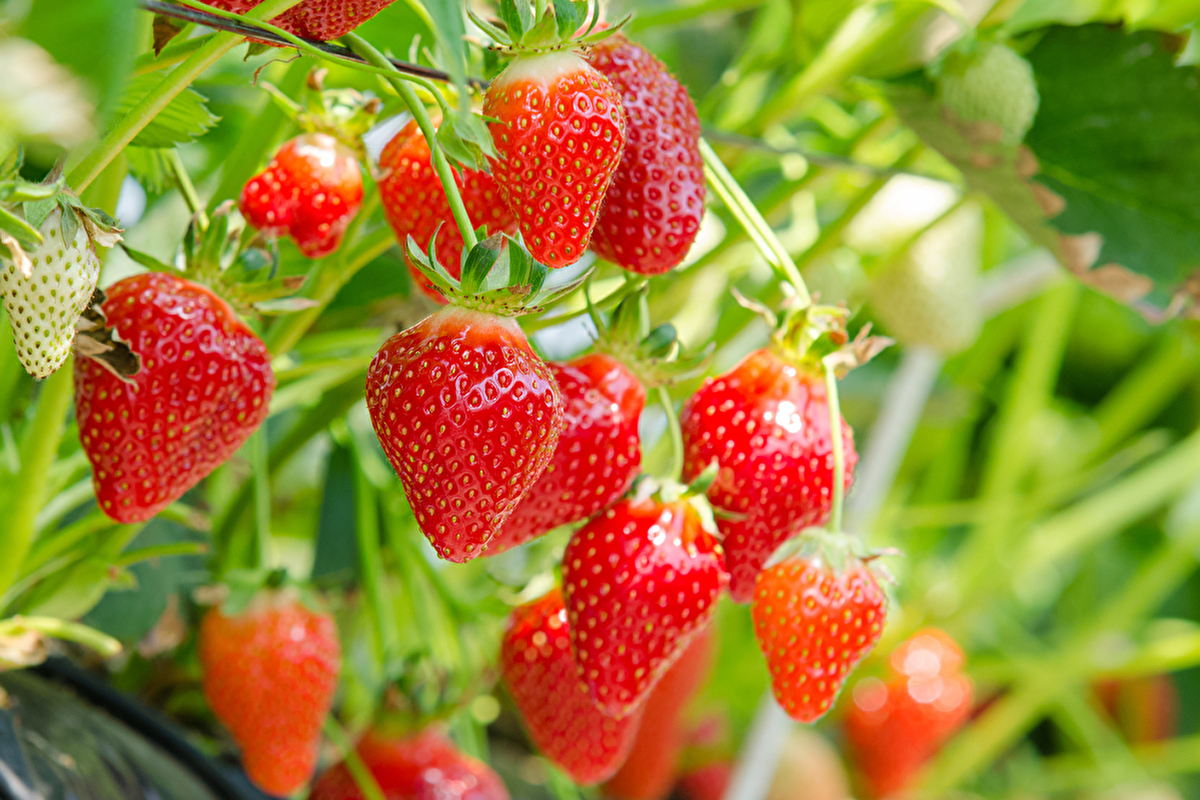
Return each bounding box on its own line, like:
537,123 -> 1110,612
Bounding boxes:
113,74 -> 219,149
499,0 -> 530,42
125,146 -> 174,194
120,244 -> 174,273
423,0 -> 470,114
1025,24 -> 1200,312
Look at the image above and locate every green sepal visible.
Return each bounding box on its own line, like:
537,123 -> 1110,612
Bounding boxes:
0,204 -> 43,249
498,0 -> 532,43
593,283 -> 712,388
8,177 -> 62,204
552,0 -> 587,41
120,244 -> 175,273
436,113 -> 497,173
459,233 -> 502,294
762,527 -> 898,584
24,196 -> 56,235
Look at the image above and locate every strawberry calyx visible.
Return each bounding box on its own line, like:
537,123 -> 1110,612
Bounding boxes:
193,568 -> 327,618
469,0 -> 625,55
407,230 -> 588,316
763,527 -> 897,586
258,69 -> 380,162
628,473 -> 723,550
590,283 -> 711,389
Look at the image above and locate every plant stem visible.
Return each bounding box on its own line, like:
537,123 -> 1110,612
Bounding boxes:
251,430 -> 271,569
68,0 -> 305,193
324,719 -> 387,800
343,33 -> 478,249
0,615 -> 122,658
116,541 -> 207,567
168,149 -> 208,227
0,364 -> 75,600
657,387 -> 685,481
350,442 -> 403,670
823,360 -> 845,533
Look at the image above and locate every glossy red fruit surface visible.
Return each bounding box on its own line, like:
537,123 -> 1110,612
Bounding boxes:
501,589 -> 643,785
239,132 -> 363,259
483,50 -> 626,268
751,556 -> 886,723
488,353 -> 644,555
198,591 -> 340,797
602,628 -> 715,800
563,498 -> 726,718
588,34 -> 705,275
845,629 -> 973,798
378,119 -> 517,303
205,0 -> 397,41
310,729 -> 510,800
681,347 -> 857,603
365,306 -> 565,562
75,272 -> 275,524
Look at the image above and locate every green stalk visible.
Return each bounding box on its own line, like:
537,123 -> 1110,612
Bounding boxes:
251,430 -> 271,569
343,33 -> 478,249
167,149 -> 208,228
68,0 -> 305,193
0,615 -> 122,657
116,541 -> 207,567
350,450 -> 402,669
657,387 -> 685,481
823,360 -> 845,533
629,0 -> 764,32
0,365 -> 76,600
324,719 -> 387,800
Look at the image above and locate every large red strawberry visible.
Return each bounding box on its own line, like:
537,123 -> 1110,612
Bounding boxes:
483,50 -> 626,268
488,353 -> 644,555
587,34 -> 705,275
845,629 -> 973,798
378,119 -> 517,303
75,272 -> 275,523
751,553 -> 886,723
681,347 -> 857,603
602,628 -> 715,800
239,132 -> 363,259
203,0 -> 397,41
501,589 -> 643,785
563,498 -> 726,718
365,306 -> 564,562
198,590 -> 341,796
311,729 -> 509,800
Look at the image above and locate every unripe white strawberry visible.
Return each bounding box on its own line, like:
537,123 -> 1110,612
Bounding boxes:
938,41 -> 1040,145
1,206 -> 101,379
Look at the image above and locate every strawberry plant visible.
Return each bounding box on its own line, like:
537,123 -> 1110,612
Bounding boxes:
2,1 -> 1200,800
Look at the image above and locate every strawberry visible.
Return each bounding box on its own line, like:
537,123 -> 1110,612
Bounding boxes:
1,206 -> 100,379
311,729 -> 509,800
203,0 -> 397,41
562,498 -> 726,718
587,34 -> 706,275
500,589 -> 643,785
937,41 -> 1040,145
365,305 -> 565,562
680,347 -> 857,603
845,629 -> 973,798
378,118 -> 516,303
1094,674 -> 1179,745
75,272 -> 275,523
751,554 -> 886,723
239,132 -> 363,259
676,763 -> 732,800
488,353 -> 644,555
602,628 -> 715,800
483,50 -> 626,268
198,589 -> 341,797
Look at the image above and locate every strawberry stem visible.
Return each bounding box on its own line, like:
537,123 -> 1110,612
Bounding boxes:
658,386 -> 685,482
823,358 -> 846,533
343,33 -> 480,251
166,150 -> 209,229
251,430 -> 272,570
324,718 -> 388,800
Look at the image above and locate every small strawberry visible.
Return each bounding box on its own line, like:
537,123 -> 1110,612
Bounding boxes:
74,272 -> 275,523
845,629 -> 972,798
240,132 -> 363,259
488,353 -> 644,555
676,763 -> 732,800
563,497 -> 726,718
1095,674 -> 1179,745
936,40 -> 1040,145
378,118 -> 516,303
751,553 -> 886,723
1,205 -> 101,379
588,34 -> 705,275
204,0 -> 397,41
501,589 -> 643,785
198,589 -> 341,797
681,347 -> 857,603
483,49 -> 626,268
365,306 -> 564,562
311,729 -> 510,800
602,628 -> 715,800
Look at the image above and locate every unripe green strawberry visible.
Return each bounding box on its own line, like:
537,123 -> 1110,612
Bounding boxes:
867,204 -> 982,355
1,206 -> 100,379
937,41 -> 1039,145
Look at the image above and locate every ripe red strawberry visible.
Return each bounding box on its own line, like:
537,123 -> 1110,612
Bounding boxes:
483,50 -> 626,268
500,589 -> 643,785
680,347 -> 857,603
751,554 -> 886,723
563,498 -> 726,718
378,119 -> 517,303
602,628 -> 715,800
845,629 -> 973,798
587,34 -> 705,275
488,353 -> 644,555
310,729 -> 509,800
239,132 -> 363,259
198,590 -> 340,797
676,763 -> 732,800
204,0 -> 397,41
365,306 -> 564,562
75,272 -> 275,523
